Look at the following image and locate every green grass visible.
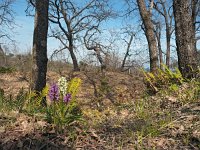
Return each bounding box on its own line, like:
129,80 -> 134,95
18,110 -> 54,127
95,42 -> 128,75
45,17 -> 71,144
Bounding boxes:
0,66 -> 15,73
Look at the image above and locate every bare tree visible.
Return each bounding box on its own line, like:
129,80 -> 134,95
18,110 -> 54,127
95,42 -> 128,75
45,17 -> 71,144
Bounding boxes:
83,26 -> 108,72
48,0 -> 112,71
153,0 -> 174,68
173,0 -> 198,78
0,0 -> 15,42
154,21 -> 163,70
121,30 -> 135,71
137,0 -> 158,73
31,0 -> 49,98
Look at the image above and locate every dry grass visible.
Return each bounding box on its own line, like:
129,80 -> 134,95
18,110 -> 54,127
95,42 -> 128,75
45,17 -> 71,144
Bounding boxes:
0,70 -> 199,149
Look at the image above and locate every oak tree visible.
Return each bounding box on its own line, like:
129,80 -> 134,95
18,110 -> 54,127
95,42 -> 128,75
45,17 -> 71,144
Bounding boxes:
49,0 -> 111,71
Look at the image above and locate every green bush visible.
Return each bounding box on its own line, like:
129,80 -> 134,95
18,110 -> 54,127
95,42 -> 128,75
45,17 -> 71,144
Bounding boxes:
143,65 -> 184,94
143,65 -> 200,105
0,66 -> 15,73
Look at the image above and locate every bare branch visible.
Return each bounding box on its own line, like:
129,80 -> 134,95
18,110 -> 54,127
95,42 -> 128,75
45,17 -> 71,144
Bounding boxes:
50,46 -> 68,60
0,0 -> 16,42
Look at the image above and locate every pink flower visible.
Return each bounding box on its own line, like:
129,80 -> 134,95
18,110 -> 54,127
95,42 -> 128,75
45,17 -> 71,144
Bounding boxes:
63,94 -> 71,104
48,83 -> 59,101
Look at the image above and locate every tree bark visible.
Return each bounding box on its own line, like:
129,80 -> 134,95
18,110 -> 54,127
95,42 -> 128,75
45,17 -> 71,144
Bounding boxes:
161,1 -> 172,68
31,0 -> 49,93
191,0 -> 198,53
137,0 -> 158,73
153,0 -> 173,68
164,9 -> 171,68
155,23 -> 163,70
121,33 -> 134,71
68,33 -> 80,71
69,49 -> 80,71
173,0 -> 198,78
166,28 -> 171,67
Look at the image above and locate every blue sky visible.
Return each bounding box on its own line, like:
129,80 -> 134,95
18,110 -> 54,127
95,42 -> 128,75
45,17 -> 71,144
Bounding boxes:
12,0 -> 62,55
10,0 -> 188,67
11,0 -> 34,53
7,1 -> 200,55
10,0 -> 130,57
6,0 -> 151,68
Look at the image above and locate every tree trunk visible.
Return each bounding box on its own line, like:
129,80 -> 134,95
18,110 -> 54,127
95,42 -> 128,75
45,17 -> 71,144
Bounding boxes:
191,0 -> 198,53
121,34 -> 134,71
153,0 -> 173,68
31,0 -> 49,93
68,35 -> 80,71
69,48 -> 80,71
173,0 -> 198,78
95,47 -> 106,71
166,29 -> 171,67
156,25 -> 163,70
162,1 -> 172,68
137,0 -> 158,73
158,40 -> 163,70
165,14 -> 171,68
162,2 -> 172,68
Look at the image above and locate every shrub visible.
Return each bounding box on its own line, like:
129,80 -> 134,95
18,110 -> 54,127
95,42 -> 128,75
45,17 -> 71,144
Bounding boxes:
143,65 -> 184,94
143,65 -> 200,105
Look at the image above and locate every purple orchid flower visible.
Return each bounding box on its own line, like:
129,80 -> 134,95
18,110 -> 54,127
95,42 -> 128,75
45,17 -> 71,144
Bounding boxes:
63,93 -> 71,104
48,83 -> 59,101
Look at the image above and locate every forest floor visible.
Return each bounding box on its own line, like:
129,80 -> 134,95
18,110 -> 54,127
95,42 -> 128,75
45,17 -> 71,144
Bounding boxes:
0,70 -> 200,150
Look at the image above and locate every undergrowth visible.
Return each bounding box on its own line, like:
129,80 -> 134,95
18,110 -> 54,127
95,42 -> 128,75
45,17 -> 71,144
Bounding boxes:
143,65 -> 184,93
0,66 -> 15,73
0,67 -> 199,149
0,77 -> 82,133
